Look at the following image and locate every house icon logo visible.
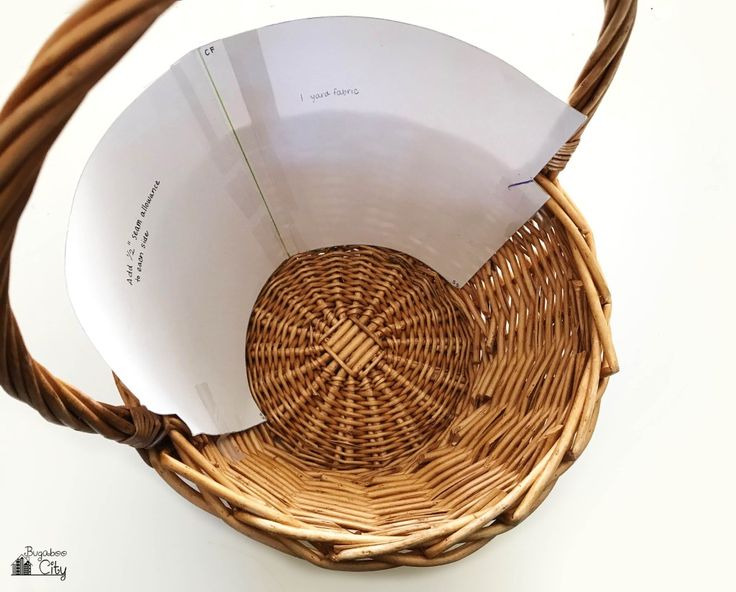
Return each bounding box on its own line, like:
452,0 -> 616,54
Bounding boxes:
11,555 -> 32,576
9,546 -> 67,581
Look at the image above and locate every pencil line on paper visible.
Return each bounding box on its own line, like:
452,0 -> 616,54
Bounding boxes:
507,179 -> 534,189
197,48 -> 290,256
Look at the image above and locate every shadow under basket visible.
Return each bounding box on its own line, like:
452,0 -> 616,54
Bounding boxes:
0,0 -> 634,571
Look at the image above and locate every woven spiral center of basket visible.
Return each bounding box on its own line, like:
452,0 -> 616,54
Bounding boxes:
246,245 -> 472,469
322,317 -> 384,377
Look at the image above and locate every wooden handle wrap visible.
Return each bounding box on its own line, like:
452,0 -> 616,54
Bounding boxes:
0,0 -> 633,448
0,0 -> 176,447
547,0 -> 637,174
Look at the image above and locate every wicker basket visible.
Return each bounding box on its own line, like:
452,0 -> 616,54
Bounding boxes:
0,0 -> 635,570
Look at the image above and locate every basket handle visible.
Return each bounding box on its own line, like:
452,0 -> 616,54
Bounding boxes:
0,0 -> 636,448
546,0 -> 637,176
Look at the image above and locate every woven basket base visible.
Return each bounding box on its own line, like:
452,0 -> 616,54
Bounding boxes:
188,206 -> 589,543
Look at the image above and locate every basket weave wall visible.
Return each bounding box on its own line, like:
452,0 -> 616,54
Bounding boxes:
0,0 -> 635,570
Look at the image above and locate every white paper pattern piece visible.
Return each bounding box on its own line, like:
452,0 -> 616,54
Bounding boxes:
66,16 -> 585,435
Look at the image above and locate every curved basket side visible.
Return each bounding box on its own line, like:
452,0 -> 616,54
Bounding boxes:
144,175 -> 617,570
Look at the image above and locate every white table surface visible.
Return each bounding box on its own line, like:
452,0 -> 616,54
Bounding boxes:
1,1 -> 733,590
